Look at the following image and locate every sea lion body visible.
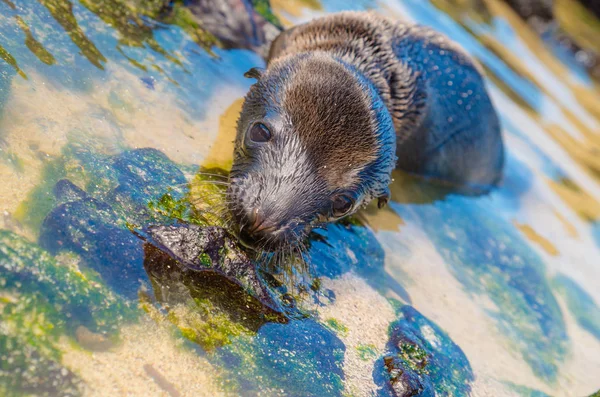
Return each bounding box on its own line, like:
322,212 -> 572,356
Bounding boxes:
228,11 -> 504,250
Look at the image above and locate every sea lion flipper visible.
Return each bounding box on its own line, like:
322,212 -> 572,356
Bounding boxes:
244,67 -> 265,79
377,188 -> 390,209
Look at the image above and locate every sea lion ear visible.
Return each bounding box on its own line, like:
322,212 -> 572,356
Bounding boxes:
377,188 -> 390,209
244,67 -> 265,79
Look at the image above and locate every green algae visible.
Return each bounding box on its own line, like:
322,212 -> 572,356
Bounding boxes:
15,15 -> 56,65
325,318 -> 349,337
397,341 -> 429,374
378,306 -> 473,397
216,320 -> 346,397
0,230 -> 136,334
0,44 -> 27,79
14,155 -> 84,233
160,296 -> 253,351
553,274 -> 600,341
0,230 -> 137,395
250,0 -> 282,27
160,2 -> 220,53
39,0 -> 107,69
356,344 -> 379,361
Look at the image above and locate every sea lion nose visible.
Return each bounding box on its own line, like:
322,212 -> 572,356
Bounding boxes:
248,210 -> 278,235
238,208 -> 280,249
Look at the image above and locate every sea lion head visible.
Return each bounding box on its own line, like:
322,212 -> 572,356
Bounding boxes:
227,53 -> 396,251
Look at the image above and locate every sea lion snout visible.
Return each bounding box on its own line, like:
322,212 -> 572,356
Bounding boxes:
229,188 -> 311,251
237,207 -> 284,249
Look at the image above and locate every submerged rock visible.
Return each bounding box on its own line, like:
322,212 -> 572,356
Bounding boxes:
39,148 -> 189,298
375,306 -> 474,397
216,319 -> 346,396
0,230 -> 134,396
40,189 -> 148,298
308,221 -> 411,303
0,337 -> 82,397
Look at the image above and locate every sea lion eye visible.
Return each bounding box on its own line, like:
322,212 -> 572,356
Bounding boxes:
331,194 -> 354,217
247,122 -> 272,143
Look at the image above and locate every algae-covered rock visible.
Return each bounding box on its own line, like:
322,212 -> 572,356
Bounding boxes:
139,223 -> 289,350
0,335 -> 81,397
0,230 -> 135,396
141,224 -> 281,310
375,306 -> 473,397
40,187 -> 148,298
179,0 -> 282,57
39,148 -> 189,298
216,319 -> 346,396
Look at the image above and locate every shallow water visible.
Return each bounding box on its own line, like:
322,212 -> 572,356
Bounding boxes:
1,0 -> 600,396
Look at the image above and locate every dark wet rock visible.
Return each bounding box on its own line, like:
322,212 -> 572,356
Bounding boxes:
374,306 -> 473,397
175,0 -> 282,58
578,0 -> 600,19
39,148 -> 190,298
391,197 -> 568,382
553,274 -> 600,341
499,0 -> 600,78
140,224 -> 288,331
308,221 -> 411,303
216,319 -> 346,396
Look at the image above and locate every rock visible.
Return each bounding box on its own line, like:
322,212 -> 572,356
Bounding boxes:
0,336 -> 82,397
139,223 -> 288,334
40,193 -> 148,298
375,306 -> 473,397
0,230 -> 133,396
216,319 -> 346,396
308,221 -> 411,303
175,0 -> 282,58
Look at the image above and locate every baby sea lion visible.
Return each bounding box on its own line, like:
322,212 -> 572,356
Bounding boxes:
227,11 -> 504,251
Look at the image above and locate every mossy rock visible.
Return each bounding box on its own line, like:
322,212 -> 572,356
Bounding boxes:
375,306 -> 473,397
0,230 -> 135,395
216,319 -> 346,396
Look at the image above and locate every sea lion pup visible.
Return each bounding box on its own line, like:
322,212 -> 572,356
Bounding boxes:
227,11 -> 504,251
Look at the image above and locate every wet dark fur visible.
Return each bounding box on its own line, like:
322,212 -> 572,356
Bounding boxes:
228,11 -> 504,250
